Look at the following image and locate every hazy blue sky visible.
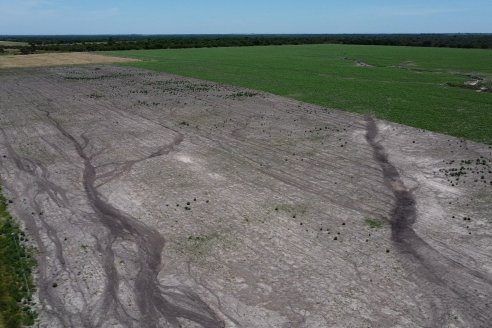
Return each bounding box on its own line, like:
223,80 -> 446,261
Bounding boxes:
1,0 -> 491,35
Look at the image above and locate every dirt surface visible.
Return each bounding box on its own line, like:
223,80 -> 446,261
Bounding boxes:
0,65 -> 491,328
0,53 -> 137,69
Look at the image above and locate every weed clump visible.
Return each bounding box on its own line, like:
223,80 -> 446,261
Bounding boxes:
365,218 -> 384,229
226,92 -> 258,100
178,232 -> 221,258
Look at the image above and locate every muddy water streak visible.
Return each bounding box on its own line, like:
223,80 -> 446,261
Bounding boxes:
365,116 -> 492,327
44,111 -> 224,328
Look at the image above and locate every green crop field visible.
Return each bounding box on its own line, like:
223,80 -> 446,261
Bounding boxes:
0,41 -> 29,47
105,44 -> 492,144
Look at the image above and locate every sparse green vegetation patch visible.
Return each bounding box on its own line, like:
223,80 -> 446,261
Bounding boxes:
0,187 -> 37,327
365,218 -> 385,229
175,232 -> 222,259
438,157 -> 492,187
107,44 -> 492,144
226,91 -> 258,100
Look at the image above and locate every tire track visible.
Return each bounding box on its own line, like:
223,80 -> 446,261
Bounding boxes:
365,115 -> 492,327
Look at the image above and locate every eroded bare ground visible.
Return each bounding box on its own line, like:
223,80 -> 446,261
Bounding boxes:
0,65 -> 491,328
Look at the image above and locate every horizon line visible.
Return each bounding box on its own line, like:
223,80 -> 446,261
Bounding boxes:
2,32 -> 492,37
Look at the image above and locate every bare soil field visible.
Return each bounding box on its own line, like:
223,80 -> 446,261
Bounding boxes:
0,52 -> 138,69
0,65 -> 491,328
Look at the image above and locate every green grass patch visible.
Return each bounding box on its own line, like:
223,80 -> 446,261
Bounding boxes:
274,203 -> 308,216
365,218 -> 385,229
105,44 -> 492,144
0,187 -> 37,327
175,232 -> 222,259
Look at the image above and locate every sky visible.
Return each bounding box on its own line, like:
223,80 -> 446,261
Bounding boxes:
0,0 -> 491,35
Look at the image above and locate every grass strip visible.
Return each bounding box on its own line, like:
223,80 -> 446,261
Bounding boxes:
0,186 -> 37,327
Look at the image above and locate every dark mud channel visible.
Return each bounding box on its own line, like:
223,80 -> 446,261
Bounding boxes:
365,116 -> 492,327
44,110 -> 224,328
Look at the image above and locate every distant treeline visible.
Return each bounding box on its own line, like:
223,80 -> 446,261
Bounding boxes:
1,34 -> 491,53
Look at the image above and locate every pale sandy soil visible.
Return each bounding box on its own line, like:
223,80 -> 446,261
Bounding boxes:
0,65 -> 491,328
0,52 -> 137,69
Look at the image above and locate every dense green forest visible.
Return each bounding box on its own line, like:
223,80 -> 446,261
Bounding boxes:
1,34 -> 491,54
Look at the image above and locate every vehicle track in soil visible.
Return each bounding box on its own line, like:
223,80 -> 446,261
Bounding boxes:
365,116 -> 492,327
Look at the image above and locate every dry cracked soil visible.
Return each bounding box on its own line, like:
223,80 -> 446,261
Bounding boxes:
0,65 -> 491,328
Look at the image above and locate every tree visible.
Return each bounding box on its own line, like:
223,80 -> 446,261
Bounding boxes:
20,47 -> 31,55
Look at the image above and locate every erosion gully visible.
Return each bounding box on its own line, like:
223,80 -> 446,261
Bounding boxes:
365,115 -> 492,327
41,109 -> 224,327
